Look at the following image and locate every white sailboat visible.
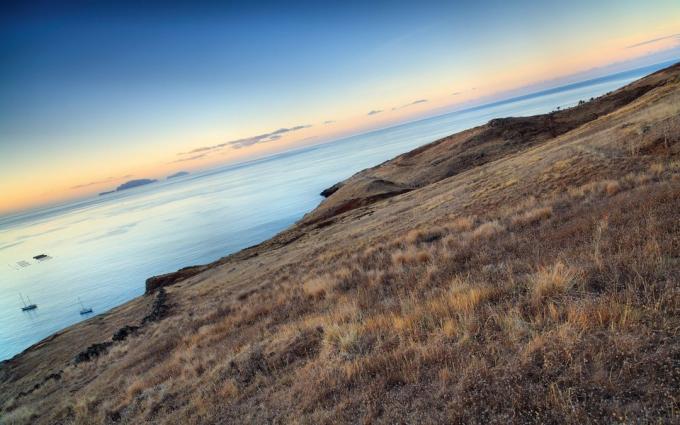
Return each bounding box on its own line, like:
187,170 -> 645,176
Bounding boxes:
78,297 -> 93,315
19,293 -> 37,311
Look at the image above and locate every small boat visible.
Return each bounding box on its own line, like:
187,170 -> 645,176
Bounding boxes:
78,297 -> 93,315
19,293 -> 37,311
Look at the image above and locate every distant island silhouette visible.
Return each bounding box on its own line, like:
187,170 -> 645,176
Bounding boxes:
167,171 -> 189,180
99,179 -> 157,196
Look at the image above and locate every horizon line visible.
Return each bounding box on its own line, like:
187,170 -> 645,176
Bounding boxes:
2,57 -> 678,221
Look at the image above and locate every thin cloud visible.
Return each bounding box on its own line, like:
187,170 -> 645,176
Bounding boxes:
323,120 -> 335,125
627,33 -> 680,49
392,99 -> 428,111
227,125 -> 311,149
70,174 -> 133,190
179,146 -> 214,155
367,110 -> 383,116
451,92 -> 462,96
176,124 -> 312,159
172,153 -> 208,163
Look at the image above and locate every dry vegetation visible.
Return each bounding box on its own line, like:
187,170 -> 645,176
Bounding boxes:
1,64 -> 680,425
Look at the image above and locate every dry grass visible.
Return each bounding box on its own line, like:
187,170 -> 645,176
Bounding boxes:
471,220 -> 505,239
448,216 -> 475,232
28,167 -> 672,425
530,261 -> 580,302
510,206 -> 553,227
302,276 -> 333,298
403,226 -> 445,244
5,175 -> 679,424
2,64 -> 680,425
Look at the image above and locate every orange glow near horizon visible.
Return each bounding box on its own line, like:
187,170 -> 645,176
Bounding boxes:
2,24 -> 680,215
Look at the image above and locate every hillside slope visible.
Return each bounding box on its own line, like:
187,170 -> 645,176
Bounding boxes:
1,63 -> 679,425
303,67 -> 674,225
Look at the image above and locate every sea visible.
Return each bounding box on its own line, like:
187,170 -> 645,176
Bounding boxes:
0,60 -> 675,360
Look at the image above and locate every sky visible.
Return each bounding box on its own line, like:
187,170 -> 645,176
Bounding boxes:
1,0 -> 679,215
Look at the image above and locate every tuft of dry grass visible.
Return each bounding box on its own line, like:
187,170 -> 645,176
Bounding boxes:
448,216 -> 475,232
471,220 -> 505,239
391,246 -> 433,266
531,261 -> 580,302
302,276 -> 333,298
604,180 -> 621,196
404,227 -> 444,245
510,206 -> 553,227
649,162 -> 665,176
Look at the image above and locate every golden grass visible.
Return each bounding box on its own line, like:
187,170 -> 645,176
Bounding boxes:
391,246 -> 432,266
302,276 -> 333,298
510,206 -> 553,227
531,261 -> 580,302
471,220 -> 505,239
404,226 -> 444,244
9,174 -> 679,425
448,216 -> 475,232
7,163 -> 678,424
3,69 -> 680,424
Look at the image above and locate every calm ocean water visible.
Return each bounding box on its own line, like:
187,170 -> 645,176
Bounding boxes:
0,61 -> 674,360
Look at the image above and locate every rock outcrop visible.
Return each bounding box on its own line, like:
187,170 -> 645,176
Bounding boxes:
145,265 -> 207,294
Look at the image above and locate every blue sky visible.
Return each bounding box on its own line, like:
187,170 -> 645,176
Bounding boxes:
1,0 -> 679,213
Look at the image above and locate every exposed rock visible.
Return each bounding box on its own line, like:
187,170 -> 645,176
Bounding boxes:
142,288 -> 168,324
72,288 -> 168,365
112,325 -> 139,341
320,182 -> 344,197
73,342 -> 113,364
145,265 -> 207,294
303,178 -> 412,225
15,371 -> 62,400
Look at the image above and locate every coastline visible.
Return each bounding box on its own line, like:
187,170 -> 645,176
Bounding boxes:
2,61 -> 679,423
3,61 -> 678,367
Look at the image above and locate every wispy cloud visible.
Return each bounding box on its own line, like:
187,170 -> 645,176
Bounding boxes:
367,109 -> 383,116
176,124 -> 312,161
451,92 -> 462,96
179,146 -> 214,155
408,99 -> 428,105
323,120 -> 335,125
391,99 -> 429,112
70,174 -> 133,190
627,34 -> 680,49
229,125 -> 311,149
172,153 -> 208,163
